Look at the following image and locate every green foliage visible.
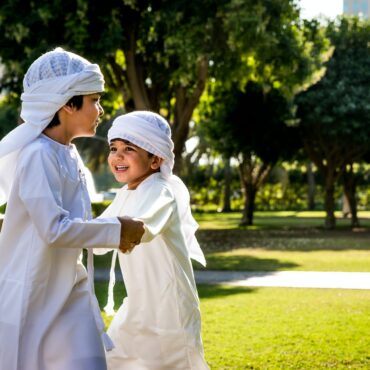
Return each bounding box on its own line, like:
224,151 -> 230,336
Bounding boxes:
0,0 -> 315,173
295,17 -> 370,227
1,0 -> 293,102
256,182 -> 315,211
0,203 -> 6,214
297,17 -> 370,163
91,201 -> 111,218
0,96 -> 19,137
202,81 -> 301,161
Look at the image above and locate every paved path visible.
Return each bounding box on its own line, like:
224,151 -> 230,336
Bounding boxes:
95,269 -> 370,290
194,270 -> 370,290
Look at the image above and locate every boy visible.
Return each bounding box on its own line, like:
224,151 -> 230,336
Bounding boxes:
96,111 -> 209,369
0,48 -> 144,370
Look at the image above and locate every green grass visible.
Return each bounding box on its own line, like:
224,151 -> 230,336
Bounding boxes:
95,282 -> 370,369
193,211 -> 370,272
199,285 -> 370,369
94,212 -> 370,369
194,210 -> 370,230
93,211 -> 370,272
198,248 -> 370,272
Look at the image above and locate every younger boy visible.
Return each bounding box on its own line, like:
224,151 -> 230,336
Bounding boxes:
96,111 -> 209,369
0,48 -> 144,370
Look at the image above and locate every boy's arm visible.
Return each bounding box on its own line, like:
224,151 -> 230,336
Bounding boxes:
18,147 -> 143,250
128,182 -> 176,244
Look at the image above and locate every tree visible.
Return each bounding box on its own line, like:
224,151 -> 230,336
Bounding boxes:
0,0 -> 309,173
296,17 -> 370,229
197,14 -> 329,223
0,96 -> 18,138
306,161 -> 316,210
201,81 -> 301,225
342,164 -> 360,227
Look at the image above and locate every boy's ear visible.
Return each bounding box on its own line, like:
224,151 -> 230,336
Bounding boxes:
151,156 -> 163,170
60,104 -> 76,115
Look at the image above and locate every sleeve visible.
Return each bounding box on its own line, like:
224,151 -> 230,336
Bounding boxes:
127,181 -> 176,243
18,147 -> 120,249
94,189 -> 126,255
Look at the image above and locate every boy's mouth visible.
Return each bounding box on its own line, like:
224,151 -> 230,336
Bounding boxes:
115,165 -> 128,171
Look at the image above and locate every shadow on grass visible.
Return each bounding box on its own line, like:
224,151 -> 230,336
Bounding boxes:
95,279 -> 254,305
194,255 -> 298,271
197,284 -> 256,299
196,227 -> 370,253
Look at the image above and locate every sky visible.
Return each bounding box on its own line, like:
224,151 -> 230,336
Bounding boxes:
299,0 -> 343,19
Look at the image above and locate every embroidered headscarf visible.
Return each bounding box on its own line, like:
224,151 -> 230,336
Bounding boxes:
108,111 -> 206,266
0,47 -> 104,205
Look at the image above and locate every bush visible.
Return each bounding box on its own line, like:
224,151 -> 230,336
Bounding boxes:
91,201 -> 112,217
0,203 -> 6,214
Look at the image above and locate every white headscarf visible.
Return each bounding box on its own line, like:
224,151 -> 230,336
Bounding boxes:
108,111 -> 206,266
0,47 -> 104,205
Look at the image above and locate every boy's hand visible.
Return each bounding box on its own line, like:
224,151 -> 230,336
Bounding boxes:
117,216 -> 145,253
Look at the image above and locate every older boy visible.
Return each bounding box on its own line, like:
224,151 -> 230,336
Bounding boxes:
0,48 -> 144,370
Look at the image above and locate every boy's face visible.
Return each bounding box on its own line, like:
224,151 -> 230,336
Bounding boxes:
68,93 -> 103,138
108,139 -> 162,189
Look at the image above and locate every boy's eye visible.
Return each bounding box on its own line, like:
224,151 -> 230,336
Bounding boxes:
125,146 -> 135,151
109,147 -> 117,152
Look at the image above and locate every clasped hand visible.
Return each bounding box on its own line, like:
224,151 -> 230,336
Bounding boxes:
118,216 -> 145,254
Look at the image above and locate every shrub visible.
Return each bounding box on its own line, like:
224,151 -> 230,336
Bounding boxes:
91,201 -> 112,217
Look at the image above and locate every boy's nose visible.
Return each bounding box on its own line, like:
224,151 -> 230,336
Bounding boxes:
98,103 -> 104,116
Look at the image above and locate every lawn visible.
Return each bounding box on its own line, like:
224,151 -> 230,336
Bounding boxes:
199,285 -> 370,369
194,210 -> 370,230
95,282 -> 370,369
93,211 -> 370,272
94,211 -> 370,369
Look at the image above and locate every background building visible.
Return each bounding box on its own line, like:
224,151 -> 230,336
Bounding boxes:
343,0 -> 370,18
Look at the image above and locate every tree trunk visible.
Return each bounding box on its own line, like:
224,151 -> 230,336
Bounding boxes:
343,165 -> 359,228
324,171 -> 336,229
238,154 -> 272,226
172,58 -> 208,175
306,161 -> 316,210
124,30 -> 151,110
240,185 -> 256,226
343,190 -> 359,227
222,157 -> 232,212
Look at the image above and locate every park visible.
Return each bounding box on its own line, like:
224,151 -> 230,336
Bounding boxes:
0,0 -> 370,369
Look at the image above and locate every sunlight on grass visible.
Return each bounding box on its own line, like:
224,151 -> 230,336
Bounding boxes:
95,283 -> 370,369
93,211 -> 370,272
199,248 -> 370,272
199,286 -> 370,369
93,211 -> 370,369
194,211 -> 370,230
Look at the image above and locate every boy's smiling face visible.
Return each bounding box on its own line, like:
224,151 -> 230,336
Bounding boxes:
108,139 -> 162,189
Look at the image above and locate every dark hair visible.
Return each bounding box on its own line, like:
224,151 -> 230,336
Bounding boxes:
46,95 -> 84,128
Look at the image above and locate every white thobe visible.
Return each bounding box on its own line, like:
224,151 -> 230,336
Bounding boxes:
0,134 -> 121,370
98,173 -> 209,370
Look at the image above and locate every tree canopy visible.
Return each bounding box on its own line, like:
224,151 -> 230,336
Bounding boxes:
0,0 -> 318,173
200,80 -> 301,224
296,17 -> 370,228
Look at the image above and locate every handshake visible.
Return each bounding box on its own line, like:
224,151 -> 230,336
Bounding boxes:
117,217 -> 145,254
